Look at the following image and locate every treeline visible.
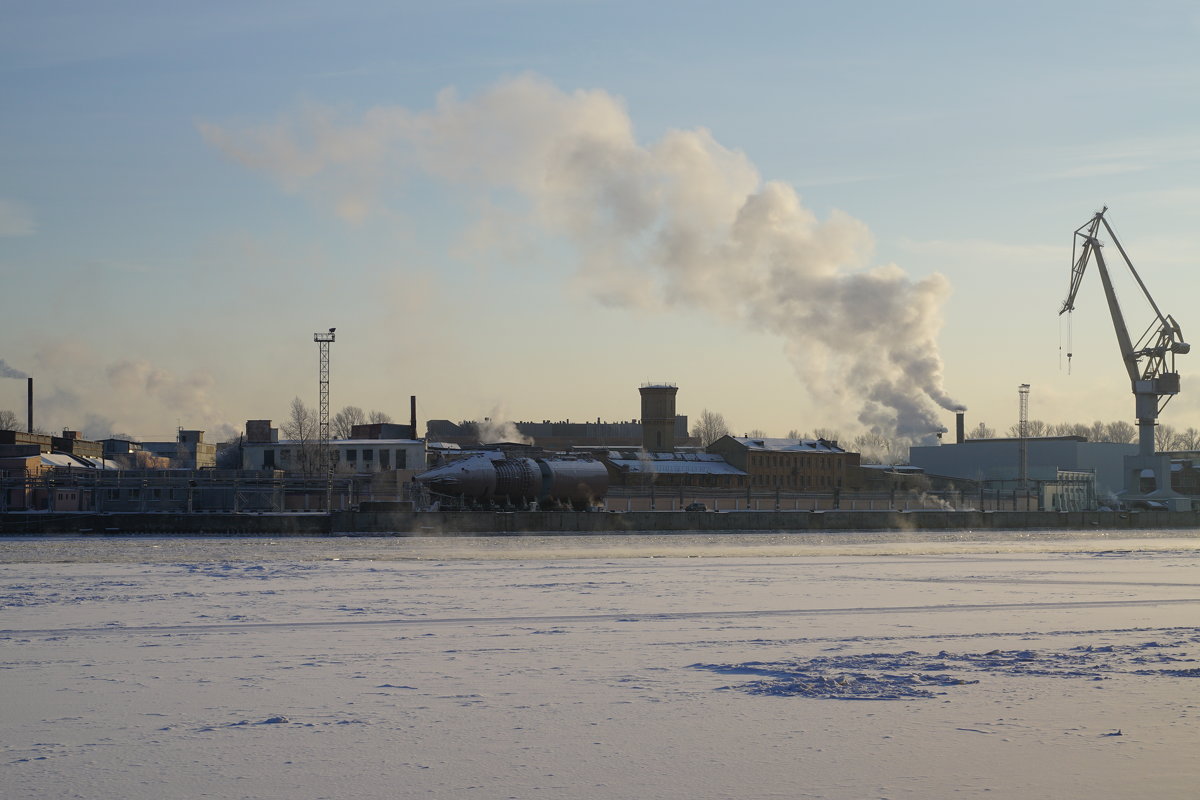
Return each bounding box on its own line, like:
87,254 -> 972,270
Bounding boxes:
968,419 -> 1200,452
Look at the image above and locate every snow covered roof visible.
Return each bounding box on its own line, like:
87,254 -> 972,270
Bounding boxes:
727,437 -> 846,454
245,439 -> 425,447
607,453 -> 746,475
41,453 -> 119,469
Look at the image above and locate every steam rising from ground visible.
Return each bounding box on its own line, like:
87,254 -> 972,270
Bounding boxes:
202,74 -> 961,441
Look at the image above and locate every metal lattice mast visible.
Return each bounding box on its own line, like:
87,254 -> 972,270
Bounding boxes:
314,328 -> 335,470
1018,383 -> 1030,489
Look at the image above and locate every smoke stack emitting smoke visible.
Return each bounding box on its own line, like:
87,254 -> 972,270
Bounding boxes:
202,75 -> 962,442
0,359 -> 28,380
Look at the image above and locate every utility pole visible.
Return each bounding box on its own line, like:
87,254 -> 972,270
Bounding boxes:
314,328 -> 336,473
1018,383 -> 1030,490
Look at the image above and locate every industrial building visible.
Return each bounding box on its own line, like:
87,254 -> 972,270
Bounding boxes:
908,436 -> 1132,500
425,416 -> 692,451
0,429 -> 104,460
600,451 -> 748,488
139,429 -> 217,470
239,419 -> 426,475
706,436 -> 862,491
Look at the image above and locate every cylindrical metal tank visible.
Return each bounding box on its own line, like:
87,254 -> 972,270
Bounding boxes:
538,458 -> 608,506
415,454 -> 497,498
494,457 -> 541,501
416,454 -> 608,508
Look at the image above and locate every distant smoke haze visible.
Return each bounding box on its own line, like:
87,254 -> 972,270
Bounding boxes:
203,74 -> 963,442
1,359 -> 29,380
4,347 -> 234,442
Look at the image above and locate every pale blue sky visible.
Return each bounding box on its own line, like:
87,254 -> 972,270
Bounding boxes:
3,1 -> 1200,441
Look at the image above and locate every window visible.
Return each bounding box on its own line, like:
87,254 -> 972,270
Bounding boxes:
345,449 -> 357,462
263,449 -> 275,468
363,449 -> 374,461
396,449 -> 407,469
380,449 -> 390,469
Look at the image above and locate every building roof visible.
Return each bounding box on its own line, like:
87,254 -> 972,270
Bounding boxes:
606,452 -> 746,476
43,453 -> 119,469
243,439 -> 424,447
724,436 -> 846,454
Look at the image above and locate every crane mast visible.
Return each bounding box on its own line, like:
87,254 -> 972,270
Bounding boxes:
1059,208 -> 1189,460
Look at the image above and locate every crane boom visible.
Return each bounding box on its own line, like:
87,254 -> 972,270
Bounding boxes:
1058,208 -> 1189,458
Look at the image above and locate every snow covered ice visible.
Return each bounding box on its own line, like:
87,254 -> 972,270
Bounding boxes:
2,531 -> 1199,799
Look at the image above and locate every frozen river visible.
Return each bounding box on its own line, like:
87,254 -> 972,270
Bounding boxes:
2,531 -> 1198,799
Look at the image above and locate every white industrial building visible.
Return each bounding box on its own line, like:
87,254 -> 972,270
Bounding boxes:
241,439 -> 426,474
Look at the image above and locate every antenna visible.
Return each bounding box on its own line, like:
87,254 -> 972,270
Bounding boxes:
314,328 -> 335,471
1018,383 -> 1030,489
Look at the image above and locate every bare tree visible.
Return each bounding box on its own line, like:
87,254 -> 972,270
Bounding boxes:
812,428 -> 841,443
333,405 -> 366,439
1155,424 -> 1181,452
851,431 -> 906,465
745,428 -> 768,439
368,410 -> 393,424
1103,420 -> 1137,444
215,435 -> 244,469
0,409 -> 18,431
964,421 -> 995,439
786,428 -> 802,439
281,396 -> 319,474
1006,419 -> 1048,438
691,409 -> 730,447
1177,427 -> 1200,451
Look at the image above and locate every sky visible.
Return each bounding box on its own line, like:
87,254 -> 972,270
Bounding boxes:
3,1 -> 1200,444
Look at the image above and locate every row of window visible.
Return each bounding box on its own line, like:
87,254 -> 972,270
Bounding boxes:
752,474 -> 840,488
750,453 -> 840,471
259,447 -> 410,470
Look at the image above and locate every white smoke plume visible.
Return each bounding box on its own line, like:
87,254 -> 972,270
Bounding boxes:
202,74 -> 962,442
475,415 -> 534,446
0,359 -> 29,379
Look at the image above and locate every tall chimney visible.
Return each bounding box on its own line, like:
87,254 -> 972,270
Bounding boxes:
955,410 -> 965,444
27,377 -> 33,434
410,395 -> 418,439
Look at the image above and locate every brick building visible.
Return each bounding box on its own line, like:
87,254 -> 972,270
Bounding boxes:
706,436 -> 862,491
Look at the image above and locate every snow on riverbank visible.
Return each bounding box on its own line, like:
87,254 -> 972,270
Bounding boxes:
1,533 -> 1198,799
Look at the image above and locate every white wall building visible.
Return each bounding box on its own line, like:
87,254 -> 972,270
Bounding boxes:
241,439 -> 426,474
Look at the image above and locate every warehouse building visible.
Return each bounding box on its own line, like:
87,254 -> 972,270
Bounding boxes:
706,436 -> 862,490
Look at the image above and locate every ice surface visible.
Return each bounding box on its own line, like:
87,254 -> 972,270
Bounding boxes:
1,532 -> 1198,799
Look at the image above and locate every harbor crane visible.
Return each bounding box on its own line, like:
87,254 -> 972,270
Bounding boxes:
1059,208 -> 1189,500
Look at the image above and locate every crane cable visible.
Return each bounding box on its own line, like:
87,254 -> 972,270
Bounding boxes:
1060,312 -> 1074,374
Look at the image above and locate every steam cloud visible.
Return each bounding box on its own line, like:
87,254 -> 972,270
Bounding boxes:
476,416 -> 533,446
1,359 -> 29,380
202,74 -> 962,441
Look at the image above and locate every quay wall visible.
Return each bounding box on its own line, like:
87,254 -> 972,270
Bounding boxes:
2,509 -> 1200,536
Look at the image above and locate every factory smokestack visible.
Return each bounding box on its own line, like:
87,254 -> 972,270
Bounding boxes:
410,395 -> 418,440
27,377 -> 33,434
956,410 -> 965,444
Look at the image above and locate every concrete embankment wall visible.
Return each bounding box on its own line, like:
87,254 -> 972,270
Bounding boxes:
3,509 -> 1200,536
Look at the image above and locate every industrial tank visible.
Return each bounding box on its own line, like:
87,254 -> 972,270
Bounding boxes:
538,458 -> 608,506
417,454 -> 608,508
